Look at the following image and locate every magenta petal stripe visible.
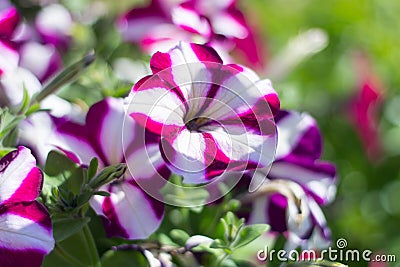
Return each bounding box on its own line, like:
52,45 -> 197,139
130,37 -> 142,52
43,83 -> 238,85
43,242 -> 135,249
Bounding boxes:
93,181 -> 164,240
0,248 -> 47,267
116,0 -> 169,43
0,7 -> 20,38
129,42 -> 279,183
0,147 -> 43,204
189,43 -> 223,64
275,111 -> 321,160
52,97 -> 168,239
0,147 -> 54,267
0,203 -> 54,261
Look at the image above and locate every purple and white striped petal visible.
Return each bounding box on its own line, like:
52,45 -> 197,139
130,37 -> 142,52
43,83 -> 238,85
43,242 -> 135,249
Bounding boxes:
128,42 -> 279,183
268,159 -> 336,205
171,3 -> 211,37
117,0 -> 265,69
53,118 -> 98,166
90,180 -> 164,240
0,147 -> 54,267
53,98 -> 135,167
275,111 -> 322,160
140,24 -> 197,54
85,98 -> 134,165
191,0 -> 266,69
270,110 -> 337,204
244,110 -> 336,249
0,67 -> 42,106
247,180 -> 331,250
0,201 -> 54,267
35,4 -> 72,49
0,6 -> 19,38
50,97 -> 167,239
116,0 -> 170,43
0,147 -> 43,205
19,42 -> 63,82
0,40 -> 18,75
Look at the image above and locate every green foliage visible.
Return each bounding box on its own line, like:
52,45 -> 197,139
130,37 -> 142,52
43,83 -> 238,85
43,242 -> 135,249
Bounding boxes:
101,250 -> 148,267
53,217 -> 91,242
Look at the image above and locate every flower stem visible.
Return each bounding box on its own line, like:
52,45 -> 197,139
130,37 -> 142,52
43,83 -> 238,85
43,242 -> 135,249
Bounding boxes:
215,253 -> 229,267
55,244 -> 86,267
82,224 -> 102,267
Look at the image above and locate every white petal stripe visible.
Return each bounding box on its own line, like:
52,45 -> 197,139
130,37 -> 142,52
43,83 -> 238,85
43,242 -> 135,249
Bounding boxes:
0,214 -> 53,252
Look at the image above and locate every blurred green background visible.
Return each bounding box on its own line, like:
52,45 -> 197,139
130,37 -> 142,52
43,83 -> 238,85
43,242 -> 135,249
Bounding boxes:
245,1 -> 400,266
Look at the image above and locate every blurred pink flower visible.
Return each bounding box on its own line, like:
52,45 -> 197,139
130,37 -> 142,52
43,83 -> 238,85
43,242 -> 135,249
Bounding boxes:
117,0 -> 266,69
348,51 -> 385,161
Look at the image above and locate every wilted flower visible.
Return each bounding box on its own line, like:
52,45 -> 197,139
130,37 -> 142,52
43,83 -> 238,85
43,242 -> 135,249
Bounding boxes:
49,97 -> 169,239
0,146 -> 54,267
243,110 -> 337,250
117,0 -> 265,69
127,42 -> 279,184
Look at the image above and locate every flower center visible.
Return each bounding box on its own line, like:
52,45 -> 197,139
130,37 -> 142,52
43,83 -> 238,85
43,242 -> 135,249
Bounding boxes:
185,117 -> 210,132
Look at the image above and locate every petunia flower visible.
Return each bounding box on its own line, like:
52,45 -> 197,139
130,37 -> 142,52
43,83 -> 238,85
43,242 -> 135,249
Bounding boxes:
348,51 -> 384,161
0,2 -> 64,85
243,110 -> 337,250
117,0 -> 265,69
127,42 -> 279,184
0,3 -> 63,106
0,146 -> 54,267
0,3 -> 19,39
19,41 -> 63,83
35,4 -> 73,51
49,97 -> 170,239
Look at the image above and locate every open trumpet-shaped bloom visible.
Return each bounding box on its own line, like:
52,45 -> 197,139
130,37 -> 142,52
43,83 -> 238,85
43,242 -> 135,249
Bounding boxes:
52,97 -> 169,239
246,111 -> 337,249
0,146 -> 54,267
127,42 -> 279,184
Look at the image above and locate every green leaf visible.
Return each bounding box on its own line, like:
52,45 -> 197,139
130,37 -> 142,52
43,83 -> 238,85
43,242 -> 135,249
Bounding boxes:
210,239 -> 229,249
43,229 -> 96,267
268,234 -> 287,267
101,250 -> 148,267
89,163 -> 126,189
76,192 -> 93,208
0,109 -> 25,140
44,150 -> 78,177
16,87 -> 30,114
0,147 -> 15,157
92,191 -> 111,197
231,224 -> 269,249
25,102 -> 41,116
170,229 -> 190,245
53,217 -> 91,242
2,127 -> 18,147
34,52 -> 95,103
88,157 -> 99,180
158,233 -> 179,247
